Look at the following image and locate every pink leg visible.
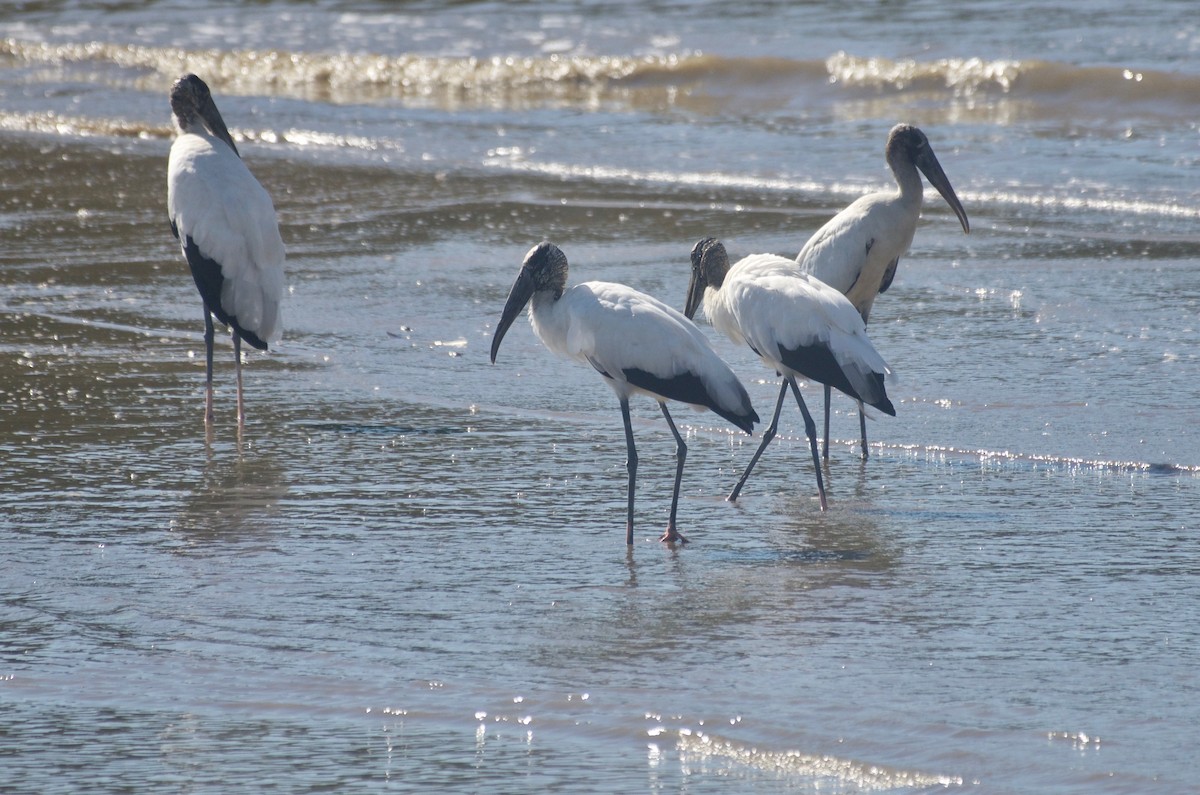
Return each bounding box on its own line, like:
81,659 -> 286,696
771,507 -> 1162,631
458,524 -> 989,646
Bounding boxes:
234,333 -> 245,430
658,403 -> 689,545
203,310 -> 215,427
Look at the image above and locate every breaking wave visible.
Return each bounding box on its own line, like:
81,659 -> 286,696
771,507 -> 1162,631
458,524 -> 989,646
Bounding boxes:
6,37 -> 1200,111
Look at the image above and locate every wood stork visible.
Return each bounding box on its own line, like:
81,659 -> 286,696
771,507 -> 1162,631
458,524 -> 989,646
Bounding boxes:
685,237 -> 894,508
166,73 -> 285,430
490,242 -> 759,546
796,123 -> 969,460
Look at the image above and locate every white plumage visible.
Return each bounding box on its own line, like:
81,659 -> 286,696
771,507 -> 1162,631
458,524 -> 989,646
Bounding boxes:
702,253 -> 891,402
491,242 -> 758,546
168,134 -> 285,344
166,73 -> 285,429
529,280 -> 754,419
685,238 -> 894,508
796,123 -> 969,458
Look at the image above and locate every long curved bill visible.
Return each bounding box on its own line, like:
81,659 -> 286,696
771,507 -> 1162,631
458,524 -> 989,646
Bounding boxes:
683,240 -> 711,320
199,93 -> 240,157
684,269 -> 705,321
916,146 -> 970,234
489,268 -> 534,363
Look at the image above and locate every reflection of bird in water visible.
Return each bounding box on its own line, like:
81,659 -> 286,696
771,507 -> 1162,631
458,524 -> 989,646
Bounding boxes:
773,486 -> 898,573
167,73 -> 286,430
173,454 -> 287,543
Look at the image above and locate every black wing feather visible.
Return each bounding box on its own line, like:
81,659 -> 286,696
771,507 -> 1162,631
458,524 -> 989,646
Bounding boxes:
776,341 -> 895,415
878,256 -> 900,294
182,235 -> 269,350
621,367 -> 758,433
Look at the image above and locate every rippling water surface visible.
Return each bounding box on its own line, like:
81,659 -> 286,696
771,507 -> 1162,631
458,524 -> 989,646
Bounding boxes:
3,2 -> 1200,793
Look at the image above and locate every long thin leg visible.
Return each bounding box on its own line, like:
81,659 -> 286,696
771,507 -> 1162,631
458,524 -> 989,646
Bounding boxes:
203,308 -> 215,427
858,399 -> 868,461
619,398 -> 638,546
787,378 -> 828,511
728,380 -> 789,502
822,383 -> 832,461
658,403 -> 688,544
234,332 -> 245,430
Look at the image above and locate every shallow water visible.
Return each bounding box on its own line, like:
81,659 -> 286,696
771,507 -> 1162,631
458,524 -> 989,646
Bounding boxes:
3,2 -> 1200,793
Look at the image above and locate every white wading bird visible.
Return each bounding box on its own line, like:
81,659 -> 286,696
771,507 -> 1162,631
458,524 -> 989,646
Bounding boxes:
796,123 -> 969,460
167,73 -> 285,429
490,242 -> 759,546
685,238 -> 895,509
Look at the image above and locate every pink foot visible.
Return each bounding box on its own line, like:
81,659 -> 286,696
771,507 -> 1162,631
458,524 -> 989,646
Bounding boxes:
659,526 -> 689,545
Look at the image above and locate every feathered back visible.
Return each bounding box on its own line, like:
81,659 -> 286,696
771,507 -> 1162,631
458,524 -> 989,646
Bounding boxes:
168,130 -> 285,344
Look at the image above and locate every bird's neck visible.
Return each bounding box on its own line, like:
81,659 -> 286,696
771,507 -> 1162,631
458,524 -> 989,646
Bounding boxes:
705,288 -> 744,348
175,116 -> 239,158
529,289 -> 574,358
176,116 -> 212,141
892,159 -> 924,207
173,113 -> 198,136
530,287 -> 559,315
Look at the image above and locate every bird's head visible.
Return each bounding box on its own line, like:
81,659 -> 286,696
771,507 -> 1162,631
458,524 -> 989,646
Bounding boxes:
170,73 -> 240,157
887,123 -> 969,234
490,242 -> 569,364
684,237 -> 728,320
